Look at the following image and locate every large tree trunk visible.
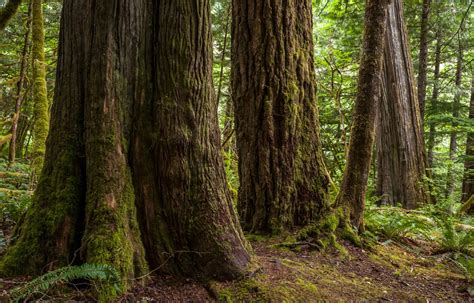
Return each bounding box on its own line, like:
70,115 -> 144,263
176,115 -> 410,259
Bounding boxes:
130,0 -> 250,280
445,34 -> 464,199
232,0 -> 330,234
30,0 -> 50,180
336,0 -> 390,230
0,0 -> 251,295
461,76 -> 474,204
417,0 -> 430,122
0,0 -> 21,31
375,0 -> 428,209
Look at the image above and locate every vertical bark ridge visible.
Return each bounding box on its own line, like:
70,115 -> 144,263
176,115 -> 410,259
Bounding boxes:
232,0 -> 330,234
1,0 -> 251,292
131,0 -> 251,280
376,0 -> 428,209
336,0 -> 390,229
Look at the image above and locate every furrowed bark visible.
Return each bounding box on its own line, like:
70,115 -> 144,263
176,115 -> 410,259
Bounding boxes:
232,0 -> 330,234
1,0 -> 251,297
335,0 -> 390,230
131,0 -> 250,280
376,0 -> 429,209
0,0 -> 87,276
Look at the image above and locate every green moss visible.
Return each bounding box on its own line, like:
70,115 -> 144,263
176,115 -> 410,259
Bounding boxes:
30,0 -> 50,179
0,144 -> 83,276
82,167 -> 148,300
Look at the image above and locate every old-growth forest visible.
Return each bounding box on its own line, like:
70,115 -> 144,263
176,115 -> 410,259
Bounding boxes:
0,0 -> 473,301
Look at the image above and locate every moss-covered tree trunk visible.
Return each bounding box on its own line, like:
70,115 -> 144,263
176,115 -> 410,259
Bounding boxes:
30,0 -> 49,180
461,76 -> 474,203
131,0 -> 251,280
232,0 -> 330,234
375,0 -> 429,209
0,0 -> 21,31
0,0 -> 251,296
335,0 -> 390,230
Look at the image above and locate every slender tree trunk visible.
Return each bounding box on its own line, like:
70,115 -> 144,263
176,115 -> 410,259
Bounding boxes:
461,76 -> 474,203
417,0 -> 430,122
1,0 -> 251,296
445,34 -> 463,199
232,0 -> 330,234
217,3 -> 234,153
375,0 -> 429,209
0,0 -> 21,31
15,111 -> 31,158
216,2 -> 231,108
9,0 -> 33,164
427,25 -> 442,168
336,0 -> 390,230
30,0 -> 49,180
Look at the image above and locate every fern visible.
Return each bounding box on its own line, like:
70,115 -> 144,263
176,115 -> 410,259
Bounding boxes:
9,263 -> 121,302
364,206 -> 432,241
434,216 -> 474,255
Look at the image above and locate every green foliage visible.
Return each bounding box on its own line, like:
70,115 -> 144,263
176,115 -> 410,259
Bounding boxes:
9,264 -> 121,302
0,158 -> 32,224
433,216 -> 473,255
364,201 -> 474,282
452,254 -> 474,282
0,190 -> 31,223
364,205 -> 432,241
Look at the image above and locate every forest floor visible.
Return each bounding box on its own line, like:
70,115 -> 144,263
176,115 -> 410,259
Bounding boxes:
121,237 -> 471,302
2,236 -> 469,302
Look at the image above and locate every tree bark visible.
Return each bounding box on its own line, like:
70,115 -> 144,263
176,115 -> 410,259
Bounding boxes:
30,0 -> 50,180
445,34 -> 463,199
335,0 -> 390,230
9,0 -> 32,164
461,76 -> 474,203
0,0 -> 251,296
417,0 -> 430,123
232,0 -> 330,234
131,0 -> 250,280
375,0 -> 429,209
427,25 -> 442,168
0,0 -> 21,31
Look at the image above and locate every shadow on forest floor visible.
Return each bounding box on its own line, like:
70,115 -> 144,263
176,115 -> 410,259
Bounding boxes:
210,237 -> 471,302
0,235 -> 471,302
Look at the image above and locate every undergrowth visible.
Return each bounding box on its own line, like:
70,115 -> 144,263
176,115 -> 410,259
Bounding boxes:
8,263 -> 121,302
363,200 -> 474,281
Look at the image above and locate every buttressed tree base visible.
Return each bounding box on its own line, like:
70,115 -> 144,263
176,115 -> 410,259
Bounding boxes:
0,0 -> 251,297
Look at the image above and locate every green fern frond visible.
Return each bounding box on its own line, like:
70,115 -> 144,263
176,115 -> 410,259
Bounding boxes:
9,263 -> 121,302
